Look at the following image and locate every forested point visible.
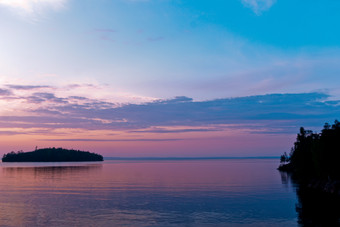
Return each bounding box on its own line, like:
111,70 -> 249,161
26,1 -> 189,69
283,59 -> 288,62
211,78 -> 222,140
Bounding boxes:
2,147 -> 103,162
278,120 -> 340,180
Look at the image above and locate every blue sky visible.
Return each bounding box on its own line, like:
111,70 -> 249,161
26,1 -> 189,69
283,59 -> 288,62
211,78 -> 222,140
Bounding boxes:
0,0 -> 339,156
1,0 -> 340,100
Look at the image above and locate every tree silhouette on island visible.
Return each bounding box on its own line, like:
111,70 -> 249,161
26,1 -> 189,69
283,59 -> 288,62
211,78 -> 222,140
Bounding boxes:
2,147 -> 103,162
279,120 -> 340,194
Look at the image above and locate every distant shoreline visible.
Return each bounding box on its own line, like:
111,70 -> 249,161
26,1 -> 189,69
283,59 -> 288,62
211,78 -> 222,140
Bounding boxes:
104,156 -> 279,161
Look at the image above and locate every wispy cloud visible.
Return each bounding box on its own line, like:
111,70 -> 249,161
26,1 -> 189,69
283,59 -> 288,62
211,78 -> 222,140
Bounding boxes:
130,127 -> 221,134
93,28 -> 117,42
6,84 -> 51,90
0,88 -> 12,96
40,138 -> 183,142
241,0 -> 276,15
0,0 -> 67,17
0,131 -> 24,135
147,36 -> 164,42
0,84 -> 339,136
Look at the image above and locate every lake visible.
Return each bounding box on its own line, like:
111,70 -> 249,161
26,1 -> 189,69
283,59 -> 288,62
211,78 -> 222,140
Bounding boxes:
0,158 -> 299,226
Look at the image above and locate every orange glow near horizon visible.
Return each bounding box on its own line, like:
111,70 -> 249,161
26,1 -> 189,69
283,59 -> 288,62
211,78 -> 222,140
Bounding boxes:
0,126 -> 296,157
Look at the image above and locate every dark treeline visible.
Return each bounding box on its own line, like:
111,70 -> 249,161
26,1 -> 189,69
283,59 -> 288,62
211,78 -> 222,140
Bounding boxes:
278,120 -> 340,180
279,121 -> 340,224
2,147 -> 103,162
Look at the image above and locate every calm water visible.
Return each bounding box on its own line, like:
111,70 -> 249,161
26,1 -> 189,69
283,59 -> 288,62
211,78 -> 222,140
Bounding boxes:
0,159 -> 299,226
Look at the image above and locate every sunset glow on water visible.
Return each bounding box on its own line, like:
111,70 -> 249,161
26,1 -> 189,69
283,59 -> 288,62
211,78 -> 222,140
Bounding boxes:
0,159 -> 298,226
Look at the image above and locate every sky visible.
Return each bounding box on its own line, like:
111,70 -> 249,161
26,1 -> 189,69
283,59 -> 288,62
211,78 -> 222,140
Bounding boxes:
0,0 -> 339,157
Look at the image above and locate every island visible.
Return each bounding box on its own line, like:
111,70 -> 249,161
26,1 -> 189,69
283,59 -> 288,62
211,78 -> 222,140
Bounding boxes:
2,147 -> 103,162
278,120 -> 340,195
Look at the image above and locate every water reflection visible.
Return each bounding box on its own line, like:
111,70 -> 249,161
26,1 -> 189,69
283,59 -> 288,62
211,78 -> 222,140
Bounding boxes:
0,159 -> 298,226
280,171 -> 340,227
3,164 -> 102,178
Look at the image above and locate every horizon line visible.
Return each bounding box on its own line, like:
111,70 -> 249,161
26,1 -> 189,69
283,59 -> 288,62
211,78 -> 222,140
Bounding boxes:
103,156 -> 279,160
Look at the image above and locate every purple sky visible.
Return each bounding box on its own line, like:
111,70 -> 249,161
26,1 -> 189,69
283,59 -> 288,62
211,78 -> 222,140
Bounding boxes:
0,0 -> 339,156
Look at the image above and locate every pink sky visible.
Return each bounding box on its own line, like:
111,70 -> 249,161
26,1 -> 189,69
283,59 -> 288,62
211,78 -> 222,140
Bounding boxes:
1,1 -> 340,157
0,85 -> 335,157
